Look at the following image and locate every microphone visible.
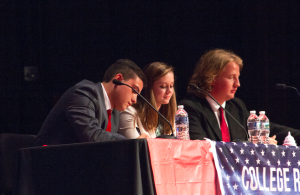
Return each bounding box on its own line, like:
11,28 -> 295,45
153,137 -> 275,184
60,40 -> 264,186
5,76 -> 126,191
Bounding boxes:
188,83 -> 249,142
113,79 -> 177,139
276,84 -> 300,97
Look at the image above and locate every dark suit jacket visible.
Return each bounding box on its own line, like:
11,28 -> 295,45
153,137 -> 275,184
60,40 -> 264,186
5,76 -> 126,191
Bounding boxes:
179,94 -> 300,145
35,80 -> 126,146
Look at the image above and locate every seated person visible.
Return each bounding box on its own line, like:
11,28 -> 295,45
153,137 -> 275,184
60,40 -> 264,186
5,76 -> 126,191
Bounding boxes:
179,49 -> 300,145
118,62 -> 177,138
35,59 -> 149,146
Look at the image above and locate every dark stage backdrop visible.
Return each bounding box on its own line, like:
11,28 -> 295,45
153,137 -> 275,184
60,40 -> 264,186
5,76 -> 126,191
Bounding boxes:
1,1 -> 300,135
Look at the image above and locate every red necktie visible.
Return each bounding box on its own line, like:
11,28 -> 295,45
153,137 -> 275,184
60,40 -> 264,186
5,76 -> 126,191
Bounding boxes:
219,107 -> 230,142
106,109 -> 112,132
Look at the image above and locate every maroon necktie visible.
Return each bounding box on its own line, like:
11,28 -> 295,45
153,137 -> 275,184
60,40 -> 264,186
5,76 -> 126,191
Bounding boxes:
219,107 -> 230,142
106,109 -> 112,132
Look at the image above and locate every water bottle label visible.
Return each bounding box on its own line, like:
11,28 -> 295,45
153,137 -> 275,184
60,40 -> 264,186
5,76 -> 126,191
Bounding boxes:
261,122 -> 269,130
248,122 -> 260,129
176,117 -> 188,124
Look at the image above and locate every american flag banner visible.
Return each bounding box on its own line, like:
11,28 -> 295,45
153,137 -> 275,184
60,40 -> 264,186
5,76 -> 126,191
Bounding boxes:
210,141 -> 300,195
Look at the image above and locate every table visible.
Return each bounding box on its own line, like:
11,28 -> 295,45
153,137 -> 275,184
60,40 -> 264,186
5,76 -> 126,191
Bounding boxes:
14,138 -> 220,195
14,139 -> 155,195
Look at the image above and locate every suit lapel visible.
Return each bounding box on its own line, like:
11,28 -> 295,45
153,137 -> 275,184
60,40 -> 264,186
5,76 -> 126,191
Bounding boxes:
199,98 -> 223,141
225,102 -> 240,140
110,109 -> 120,133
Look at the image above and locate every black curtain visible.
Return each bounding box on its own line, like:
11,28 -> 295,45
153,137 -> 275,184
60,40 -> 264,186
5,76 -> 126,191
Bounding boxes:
1,1 -> 300,135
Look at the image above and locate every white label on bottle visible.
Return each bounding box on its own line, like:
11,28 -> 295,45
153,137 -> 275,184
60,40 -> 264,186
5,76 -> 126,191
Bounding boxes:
261,122 -> 269,130
248,122 -> 260,129
176,117 -> 188,125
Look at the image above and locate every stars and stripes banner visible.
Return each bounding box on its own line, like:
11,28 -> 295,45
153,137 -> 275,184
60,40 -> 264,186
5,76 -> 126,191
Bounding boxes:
210,141 -> 300,195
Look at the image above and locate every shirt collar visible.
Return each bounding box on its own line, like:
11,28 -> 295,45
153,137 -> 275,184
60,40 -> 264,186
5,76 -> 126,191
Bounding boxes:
101,83 -> 112,111
205,96 -> 226,112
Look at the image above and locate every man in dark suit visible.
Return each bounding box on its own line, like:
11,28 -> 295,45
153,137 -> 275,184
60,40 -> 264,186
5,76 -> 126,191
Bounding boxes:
180,95 -> 250,142
179,49 -> 300,145
35,59 -> 149,146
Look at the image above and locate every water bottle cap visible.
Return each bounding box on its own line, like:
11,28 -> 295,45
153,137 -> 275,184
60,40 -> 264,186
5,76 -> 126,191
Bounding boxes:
250,110 -> 256,114
259,111 -> 265,115
178,105 -> 184,109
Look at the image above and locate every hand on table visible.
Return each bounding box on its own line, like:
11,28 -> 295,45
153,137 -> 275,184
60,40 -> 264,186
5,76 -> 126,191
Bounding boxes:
269,135 -> 277,145
137,133 -> 150,139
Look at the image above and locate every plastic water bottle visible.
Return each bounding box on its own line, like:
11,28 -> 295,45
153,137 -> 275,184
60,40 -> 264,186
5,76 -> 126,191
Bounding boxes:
247,110 -> 261,144
258,111 -> 270,144
175,105 -> 190,140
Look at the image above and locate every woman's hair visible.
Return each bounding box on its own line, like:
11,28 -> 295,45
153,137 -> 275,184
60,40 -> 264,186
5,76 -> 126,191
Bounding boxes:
133,62 -> 177,135
187,48 -> 243,97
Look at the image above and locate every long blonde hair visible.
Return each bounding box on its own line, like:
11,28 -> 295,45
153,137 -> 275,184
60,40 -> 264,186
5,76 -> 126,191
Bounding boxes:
133,62 -> 177,135
187,48 -> 243,97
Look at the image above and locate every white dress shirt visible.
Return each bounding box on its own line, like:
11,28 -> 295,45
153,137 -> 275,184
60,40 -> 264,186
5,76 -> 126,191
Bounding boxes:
101,83 -> 112,111
205,96 -> 228,129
